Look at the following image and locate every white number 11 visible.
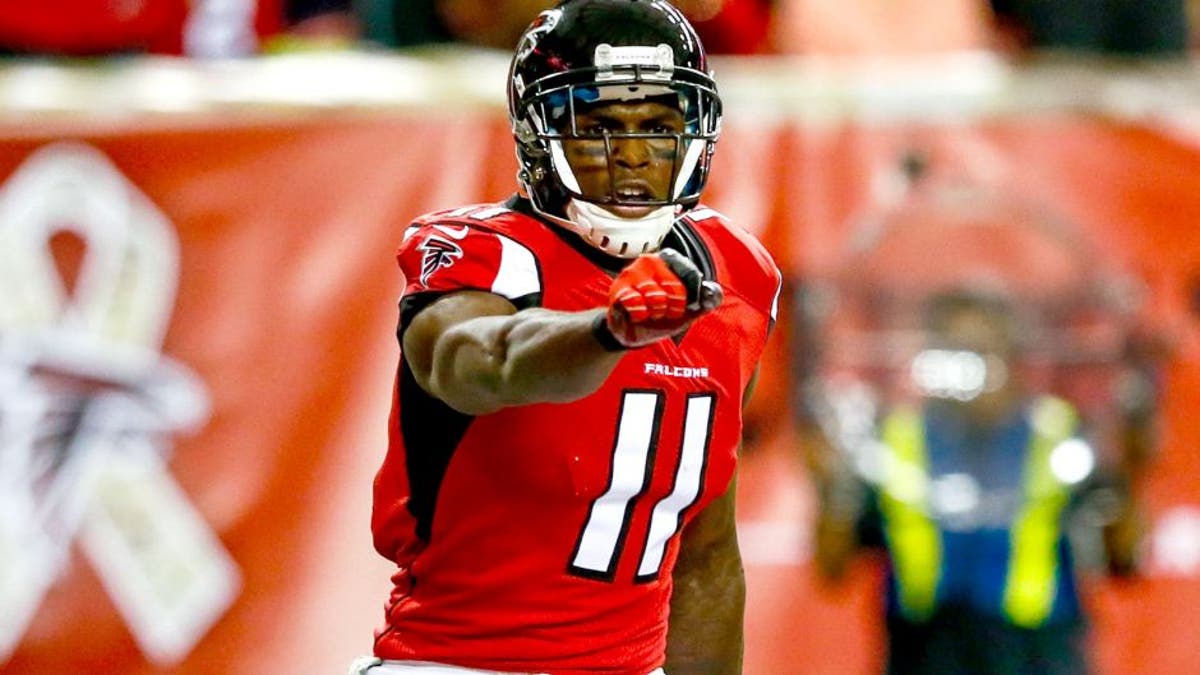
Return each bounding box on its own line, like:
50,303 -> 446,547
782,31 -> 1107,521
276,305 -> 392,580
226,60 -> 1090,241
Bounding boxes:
568,390 -> 715,582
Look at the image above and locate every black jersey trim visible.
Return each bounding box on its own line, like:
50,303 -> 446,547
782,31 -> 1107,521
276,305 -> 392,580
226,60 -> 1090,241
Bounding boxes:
398,361 -> 475,543
664,217 -> 717,284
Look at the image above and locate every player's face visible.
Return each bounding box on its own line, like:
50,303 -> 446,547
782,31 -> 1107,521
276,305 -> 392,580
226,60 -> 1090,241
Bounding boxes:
563,100 -> 685,218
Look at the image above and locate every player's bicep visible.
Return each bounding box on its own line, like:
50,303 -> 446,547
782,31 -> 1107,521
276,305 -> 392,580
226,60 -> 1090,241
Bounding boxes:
402,291 -> 518,402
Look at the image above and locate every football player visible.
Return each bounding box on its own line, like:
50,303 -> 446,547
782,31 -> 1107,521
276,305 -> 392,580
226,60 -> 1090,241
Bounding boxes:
356,1 -> 781,673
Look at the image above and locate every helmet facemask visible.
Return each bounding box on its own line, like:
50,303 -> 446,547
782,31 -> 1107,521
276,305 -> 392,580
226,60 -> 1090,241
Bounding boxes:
511,43 -> 722,257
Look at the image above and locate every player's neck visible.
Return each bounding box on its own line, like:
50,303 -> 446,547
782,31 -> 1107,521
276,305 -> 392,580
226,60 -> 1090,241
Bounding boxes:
508,193 -> 630,275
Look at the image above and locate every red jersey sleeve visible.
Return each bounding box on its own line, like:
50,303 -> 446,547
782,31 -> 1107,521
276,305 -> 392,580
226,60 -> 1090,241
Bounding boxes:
687,207 -> 783,329
396,220 -> 543,315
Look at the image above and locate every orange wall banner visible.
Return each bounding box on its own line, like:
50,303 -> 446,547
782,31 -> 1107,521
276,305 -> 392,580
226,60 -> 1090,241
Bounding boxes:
1,105 -> 1199,674
0,114 -> 519,674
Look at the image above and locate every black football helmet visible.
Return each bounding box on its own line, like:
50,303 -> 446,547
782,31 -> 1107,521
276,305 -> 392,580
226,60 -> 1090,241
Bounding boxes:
507,0 -> 723,256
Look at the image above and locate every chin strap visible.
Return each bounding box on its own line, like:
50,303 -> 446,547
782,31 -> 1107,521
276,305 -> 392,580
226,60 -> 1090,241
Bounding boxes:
563,199 -> 678,259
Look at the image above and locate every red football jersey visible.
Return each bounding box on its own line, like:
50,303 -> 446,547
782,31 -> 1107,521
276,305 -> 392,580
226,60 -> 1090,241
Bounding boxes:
372,197 -> 780,674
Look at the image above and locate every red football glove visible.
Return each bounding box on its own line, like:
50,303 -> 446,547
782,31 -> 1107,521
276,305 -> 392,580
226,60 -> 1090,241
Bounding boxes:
594,248 -> 723,350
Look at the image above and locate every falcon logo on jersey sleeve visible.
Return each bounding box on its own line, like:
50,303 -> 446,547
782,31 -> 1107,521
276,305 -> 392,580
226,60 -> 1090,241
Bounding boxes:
397,213 -> 542,308
418,235 -> 464,285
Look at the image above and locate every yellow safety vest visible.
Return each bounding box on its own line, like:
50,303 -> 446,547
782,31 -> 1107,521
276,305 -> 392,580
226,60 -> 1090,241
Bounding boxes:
878,397 -> 1079,627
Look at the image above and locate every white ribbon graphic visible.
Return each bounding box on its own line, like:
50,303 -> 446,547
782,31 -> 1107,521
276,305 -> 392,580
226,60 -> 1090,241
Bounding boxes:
0,142 -> 238,666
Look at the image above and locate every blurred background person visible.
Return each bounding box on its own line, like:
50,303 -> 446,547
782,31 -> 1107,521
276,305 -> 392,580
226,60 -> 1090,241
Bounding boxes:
798,148 -> 1162,675
810,289 -> 1149,674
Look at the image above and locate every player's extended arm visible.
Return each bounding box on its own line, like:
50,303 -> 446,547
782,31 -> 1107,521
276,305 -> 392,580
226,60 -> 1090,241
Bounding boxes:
666,476 -> 744,675
403,249 -> 721,415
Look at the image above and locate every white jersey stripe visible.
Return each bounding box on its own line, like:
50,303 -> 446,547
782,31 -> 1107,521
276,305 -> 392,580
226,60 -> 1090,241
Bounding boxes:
571,392 -> 659,574
491,235 -> 541,300
637,394 -> 712,577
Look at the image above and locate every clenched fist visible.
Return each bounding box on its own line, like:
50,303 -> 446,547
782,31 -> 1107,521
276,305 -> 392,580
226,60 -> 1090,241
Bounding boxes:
593,248 -> 723,350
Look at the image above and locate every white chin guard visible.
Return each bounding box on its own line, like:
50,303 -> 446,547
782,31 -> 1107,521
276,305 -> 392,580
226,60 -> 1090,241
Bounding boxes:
563,198 -> 677,258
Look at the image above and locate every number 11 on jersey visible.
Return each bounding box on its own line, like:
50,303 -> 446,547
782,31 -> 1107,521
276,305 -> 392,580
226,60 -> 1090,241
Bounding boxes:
568,390 -> 715,583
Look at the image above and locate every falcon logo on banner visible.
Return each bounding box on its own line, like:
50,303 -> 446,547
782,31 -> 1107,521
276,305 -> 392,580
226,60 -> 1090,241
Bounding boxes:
0,143 -> 239,666
418,234 -> 464,285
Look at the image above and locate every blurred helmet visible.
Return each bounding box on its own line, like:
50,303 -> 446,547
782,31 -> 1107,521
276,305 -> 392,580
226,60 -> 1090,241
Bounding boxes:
507,0 -> 723,257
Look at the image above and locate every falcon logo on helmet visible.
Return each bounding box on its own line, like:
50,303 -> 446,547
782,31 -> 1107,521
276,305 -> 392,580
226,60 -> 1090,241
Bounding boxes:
506,0 -> 723,259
